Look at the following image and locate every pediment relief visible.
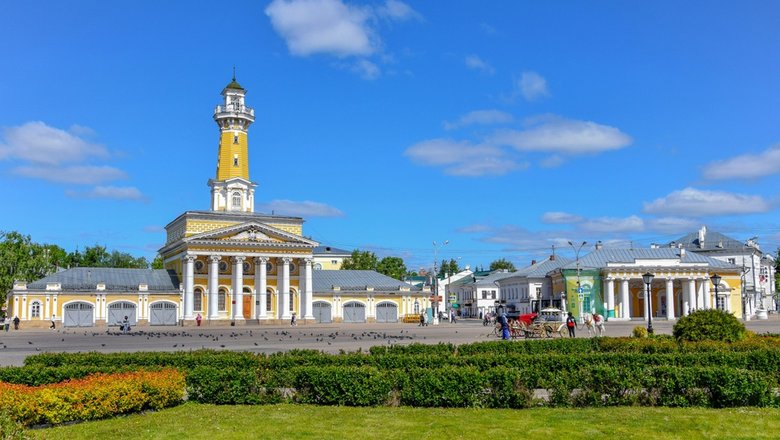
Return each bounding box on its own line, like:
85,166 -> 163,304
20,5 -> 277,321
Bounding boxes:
186,222 -> 317,247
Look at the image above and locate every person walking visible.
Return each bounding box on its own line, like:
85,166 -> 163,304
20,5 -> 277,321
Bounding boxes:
50,314 -> 56,330
290,312 -> 297,326
196,313 -> 202,327
12,316 -> 20,330
498,312 -> 510,340
121,316 -> 130,334
419,312 -> 425,326
1,316 -> 7,332
450,310 -> 457,324
566,312 -> 576,338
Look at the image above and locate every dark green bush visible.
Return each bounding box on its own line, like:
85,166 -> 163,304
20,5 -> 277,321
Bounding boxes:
186,366 -> 263,404
673,309 -> 747,342
288,366 -> 395,406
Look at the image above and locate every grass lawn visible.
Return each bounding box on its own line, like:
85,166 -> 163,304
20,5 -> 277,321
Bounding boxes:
30,403 -> 780,440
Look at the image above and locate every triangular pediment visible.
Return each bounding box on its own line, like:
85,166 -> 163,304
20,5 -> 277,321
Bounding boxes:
185,221 -> 318,247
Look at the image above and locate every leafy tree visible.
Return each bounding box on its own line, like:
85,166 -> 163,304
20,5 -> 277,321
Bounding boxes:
489,258 -> 516,272
437,258 -> 461,277
341,250 -> 378,271
377,257 -> 407,280
67,245 -> 149,269
151,255 -> 164,269
0,231 -> 65,310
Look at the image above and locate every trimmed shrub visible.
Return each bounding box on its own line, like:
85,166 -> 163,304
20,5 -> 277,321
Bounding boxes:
673,309 -> 747,342
288,366 -> 395,406
187,366 -> 263,405
632,326 -> 648,338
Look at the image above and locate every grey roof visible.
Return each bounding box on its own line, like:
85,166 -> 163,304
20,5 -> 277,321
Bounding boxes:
313,245 -> 351,256
312,270 -> 419,292
452,270 -> 516,287
560,248 -> 737,270
27,268 -> 180,292
515,256 -> 573,278
672,229 -> 748,252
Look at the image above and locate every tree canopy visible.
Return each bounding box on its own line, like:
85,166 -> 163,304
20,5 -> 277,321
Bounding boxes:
340,250 -> 379,271
437,258 -> 461,278
377,256 -> 407,280
489,258 -> 516,272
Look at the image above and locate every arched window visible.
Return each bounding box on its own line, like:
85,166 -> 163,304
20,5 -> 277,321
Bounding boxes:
31,301 -> 41,318
232,192 -> 241,210
194,288 -> 203,312
218,289 -> 227,311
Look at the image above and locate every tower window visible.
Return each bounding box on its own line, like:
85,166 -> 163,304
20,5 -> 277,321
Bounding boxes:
233,154 -> 239,166
233,135 -> 239,144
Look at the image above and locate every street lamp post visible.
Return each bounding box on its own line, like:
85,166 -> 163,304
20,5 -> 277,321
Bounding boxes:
710,274 -> 721,314
642,272 -> 655,335
432,240 -> 448,325
568,241 -> 587,322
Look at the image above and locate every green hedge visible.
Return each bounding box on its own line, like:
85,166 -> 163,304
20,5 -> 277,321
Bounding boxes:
24,350 -> 258,370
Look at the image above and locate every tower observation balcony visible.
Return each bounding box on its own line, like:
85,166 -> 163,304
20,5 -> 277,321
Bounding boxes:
214,104 -> 255,122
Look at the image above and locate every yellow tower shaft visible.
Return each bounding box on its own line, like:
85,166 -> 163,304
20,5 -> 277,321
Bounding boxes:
216,130 -> 250,181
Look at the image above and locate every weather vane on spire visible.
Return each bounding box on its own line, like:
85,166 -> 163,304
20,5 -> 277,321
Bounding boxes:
232,66 -> 236,81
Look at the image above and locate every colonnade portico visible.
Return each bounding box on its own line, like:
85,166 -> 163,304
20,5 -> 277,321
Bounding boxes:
180,253 -> 315,322
603,270 -> 735,321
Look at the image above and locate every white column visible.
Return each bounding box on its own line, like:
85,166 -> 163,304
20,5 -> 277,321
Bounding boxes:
687,278 -> 696,315
606,278 -> 615,320
281,257 -> 291,319
256,257 -> 268,319
699,279 -> 706,309
232,256 -> 245,320
208,255 -> 220,320
183,255 -> 195,319
666,277 -> 675,320
703,278 -> 711,310
620,279 -> 630,319
304,258 -> 314,319
643,280 -> 650,322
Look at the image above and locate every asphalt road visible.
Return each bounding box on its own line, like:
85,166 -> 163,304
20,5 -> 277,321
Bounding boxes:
1,317 -> 779,367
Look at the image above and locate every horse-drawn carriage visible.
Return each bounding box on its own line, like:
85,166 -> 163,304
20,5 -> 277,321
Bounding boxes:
516,307 -> 568,338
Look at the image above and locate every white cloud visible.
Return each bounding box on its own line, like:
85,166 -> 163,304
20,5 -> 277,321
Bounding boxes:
0,121 -> 108,165
490,116 -> 632,154
351,59 -> 380,80
443,110 -> 513,130
66,186 -> 145,201
377,0 -> 421,21
518,71 -> 549,101
265,0 -> 375,57
479,22 -> 496,35
702,144 -> 780,180
643,187 -> 771,216
542,211 -> 583,224
12,165 -> 127,184
404,138 -> 525,176
256,199 -> 344,217
646,217 -> 702,234
580,215 -> 645,234
539,154 -> 565,168
464,55 -> 494,74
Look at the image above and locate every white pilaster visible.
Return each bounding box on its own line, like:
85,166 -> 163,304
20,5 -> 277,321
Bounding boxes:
702,278 -> 710,310
606,278 -> 615,320
666,277 -> 675,320
232,256 -> 245,320
281,257 -> 291,319
183,255 -> 195,319
643,281 -> 650,322
620,279 -> 630,319
256,257 -> 268,319
208,256 -> 220,319
696,279 -> 705,310
304,258 -> 314,319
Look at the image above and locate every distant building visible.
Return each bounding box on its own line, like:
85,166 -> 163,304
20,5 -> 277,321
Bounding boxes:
670,226 -> 776,317
495,255 -> 572,315
312,245 -> 352,270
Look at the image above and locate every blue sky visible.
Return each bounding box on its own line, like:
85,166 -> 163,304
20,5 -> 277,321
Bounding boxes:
2,0 -> 780,271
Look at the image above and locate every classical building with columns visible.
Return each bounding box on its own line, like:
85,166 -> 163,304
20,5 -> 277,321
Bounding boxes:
548,246 -> 743,321
7,76 -> 423,327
